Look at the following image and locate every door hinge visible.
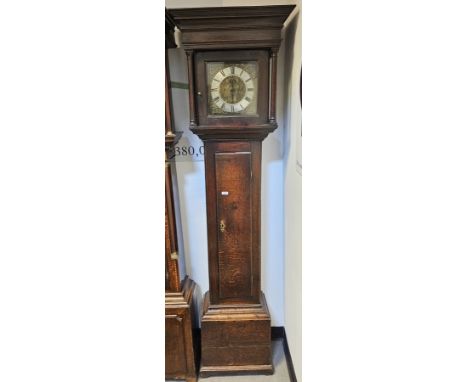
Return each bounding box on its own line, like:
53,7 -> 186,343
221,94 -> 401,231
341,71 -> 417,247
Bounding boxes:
170,251 -> 178,260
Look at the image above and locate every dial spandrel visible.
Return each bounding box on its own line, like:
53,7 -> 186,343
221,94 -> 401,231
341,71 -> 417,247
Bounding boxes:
206,61 -> 258,116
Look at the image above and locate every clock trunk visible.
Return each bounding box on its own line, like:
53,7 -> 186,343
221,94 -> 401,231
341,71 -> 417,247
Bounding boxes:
204,140 -> 262,305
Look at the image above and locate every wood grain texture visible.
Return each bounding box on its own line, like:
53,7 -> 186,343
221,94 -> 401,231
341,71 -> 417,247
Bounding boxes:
165,277 -> 197,381
203,320 -> 270,347
189,125 -> 276,141
203,346 -> 271,367
200,292 -> 272,376
165,312 -> 187,375
168,5 -> 295,50
165,157 -> 181,292
215,151 -> 252,300
204,141 -> 262,305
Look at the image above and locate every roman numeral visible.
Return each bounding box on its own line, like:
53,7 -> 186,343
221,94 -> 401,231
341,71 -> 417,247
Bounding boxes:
230,67 -> 234,74
245,96 -> 251,102
231,105 -> 235,112
221,70 -> 226,76
213,78 -> 220,82
247,88 -> 254,91
240,70 -> 244,76
211,88 -> 218,91
213,96 -> 220,102
245,78 -> 252,82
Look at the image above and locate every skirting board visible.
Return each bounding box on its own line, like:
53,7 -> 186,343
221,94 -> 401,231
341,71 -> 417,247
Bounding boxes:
271,327 -> 297,382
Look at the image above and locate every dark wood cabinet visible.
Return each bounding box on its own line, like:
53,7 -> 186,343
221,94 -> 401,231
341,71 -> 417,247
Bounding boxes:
169,5 -> 295,378
165,10 -> 197,382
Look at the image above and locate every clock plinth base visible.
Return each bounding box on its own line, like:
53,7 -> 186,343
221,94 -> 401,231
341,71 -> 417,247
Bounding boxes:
200,291 -> 273,377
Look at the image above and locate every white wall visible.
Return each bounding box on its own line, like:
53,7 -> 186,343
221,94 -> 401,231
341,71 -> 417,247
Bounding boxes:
166,0 -> 297,327
282,2 -> 302,381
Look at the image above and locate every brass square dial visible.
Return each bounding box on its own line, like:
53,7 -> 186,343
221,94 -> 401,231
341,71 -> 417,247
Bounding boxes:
206,61 -> 258,116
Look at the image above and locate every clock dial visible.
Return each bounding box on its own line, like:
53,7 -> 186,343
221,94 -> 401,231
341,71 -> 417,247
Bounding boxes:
206,61 -> 258,116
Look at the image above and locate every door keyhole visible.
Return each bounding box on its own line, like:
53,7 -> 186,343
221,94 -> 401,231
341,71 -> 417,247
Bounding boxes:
219,220 -> 226,233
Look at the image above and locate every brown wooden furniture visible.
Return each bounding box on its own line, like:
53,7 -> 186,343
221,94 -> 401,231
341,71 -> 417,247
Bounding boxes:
165,10 -> 197,382
169,5 -> 295,377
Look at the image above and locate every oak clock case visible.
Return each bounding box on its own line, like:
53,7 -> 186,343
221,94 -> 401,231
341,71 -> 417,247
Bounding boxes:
164,9 -> 197,382
169,4 -> 295,378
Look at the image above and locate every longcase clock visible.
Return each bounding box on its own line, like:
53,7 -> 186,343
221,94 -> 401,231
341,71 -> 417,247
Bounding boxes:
165,10 -> 197,382
169,5 -> 295,377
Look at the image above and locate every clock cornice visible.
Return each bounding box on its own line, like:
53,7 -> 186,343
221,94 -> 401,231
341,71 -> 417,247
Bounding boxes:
165,8 -> 177,49
168,5 -> 295,50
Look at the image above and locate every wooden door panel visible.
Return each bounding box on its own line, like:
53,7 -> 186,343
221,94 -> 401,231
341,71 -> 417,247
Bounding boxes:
205,141 -> 261,304
165,312 -> 187,376
215,152 -> 253,300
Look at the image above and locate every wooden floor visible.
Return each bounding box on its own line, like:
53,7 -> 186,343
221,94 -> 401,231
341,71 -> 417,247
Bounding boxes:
167,339 -> 290,382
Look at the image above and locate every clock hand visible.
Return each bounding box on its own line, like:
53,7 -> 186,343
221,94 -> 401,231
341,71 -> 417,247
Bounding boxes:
230,77 -> 236,103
